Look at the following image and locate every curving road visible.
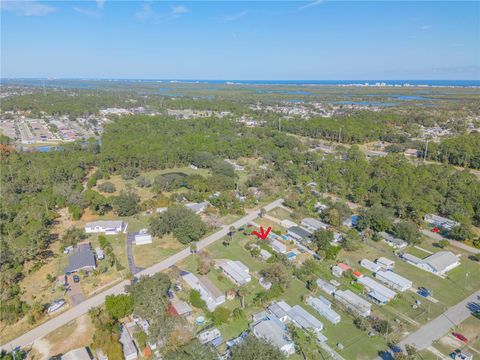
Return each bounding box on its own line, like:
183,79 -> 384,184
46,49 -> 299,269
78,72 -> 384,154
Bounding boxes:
1,198 -> 284,351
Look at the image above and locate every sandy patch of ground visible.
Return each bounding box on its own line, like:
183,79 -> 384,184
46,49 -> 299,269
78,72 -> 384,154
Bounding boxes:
29,314 -> 93,359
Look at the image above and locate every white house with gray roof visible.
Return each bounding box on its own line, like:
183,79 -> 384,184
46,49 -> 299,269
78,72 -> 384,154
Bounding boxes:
378,231 -> 407,249
218,260 -> 251,285
400,251 -> 460,276
307,296 -> 341,324
65,243 -> 96,274
182,272 -> 225,311
119,325 -> 138,360
251,317 -> 295,356
301,218 -> 328,232
375,269 -> 412,292
85,220 -> 125,234
424,214 -> 460,231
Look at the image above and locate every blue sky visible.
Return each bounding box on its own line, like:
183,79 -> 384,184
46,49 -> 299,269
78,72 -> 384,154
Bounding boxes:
1,1 -> 479,79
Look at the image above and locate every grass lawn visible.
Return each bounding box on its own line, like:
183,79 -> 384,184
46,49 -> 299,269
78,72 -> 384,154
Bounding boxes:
267,207 -> 294,221
133,233 -> 186,268
220,213 -> 244,225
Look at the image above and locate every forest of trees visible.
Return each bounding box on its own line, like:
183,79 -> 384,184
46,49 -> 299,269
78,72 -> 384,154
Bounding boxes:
425,132 -> 480,169
1,113 -> 479,328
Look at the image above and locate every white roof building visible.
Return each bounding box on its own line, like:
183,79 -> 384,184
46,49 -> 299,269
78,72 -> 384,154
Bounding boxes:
252,317 -> 295,356
268,300 -> 292,323
270,239 -> 287,254
375,270 -> 412,292
375,257 -> 395,270
316,278 -> 337,295
198,328 -> 222,344
307,296 -> 341,324
218,260 -> 251,285
357,276 -> 397,304
134,229 -> 153,245
424,214 -> 460,231
182,272 -> 225,311
334,290 -> 371,317
401,251 -> 460,276
301,218 -> 328,232
61,348 -> 92,360
379,232 -> 408,249
280,219 -> 298,229
119,325 -> 138,360
259,249 -> 273,261
186,201 -> 209,214
288,305 -> 323,333
85,220 -> 125,234
360,259 -> 382,273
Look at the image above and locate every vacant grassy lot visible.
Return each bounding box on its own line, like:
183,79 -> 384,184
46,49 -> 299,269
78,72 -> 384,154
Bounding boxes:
267,207 -> 294,221
133,233 -> 185,268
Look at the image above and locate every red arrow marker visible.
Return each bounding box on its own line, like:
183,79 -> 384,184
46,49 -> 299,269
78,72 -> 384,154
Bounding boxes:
252,226 -> 272,240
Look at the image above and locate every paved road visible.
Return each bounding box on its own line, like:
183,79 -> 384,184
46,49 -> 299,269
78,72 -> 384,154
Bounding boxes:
421,229 -> 480,254
1,198 -> 284,351
399,290 -> 480,350
126,232 -> 144,274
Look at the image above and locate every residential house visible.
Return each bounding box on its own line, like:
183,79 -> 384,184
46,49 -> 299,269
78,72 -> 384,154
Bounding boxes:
267,301 -> 292,323
85,220 -> 125,234
170,299 -> 193,317
287,226 -> 313,243
134,229 -> 153,245
61,348 -> 92,360
334,289 -> 372,317
332,263 -> 351,278
307,296 -> 341,324
218,260 -> 251,285
315,202 -> 328,214
259,277 -> 272,290
360,259 -> 382,273
182,272 -> 225,311
270,239 -> 287,254
119,325 -> 138,360
198,328 -> 222,345
400,251 -> 460,276
301,218 -> 328,232
375,257 -> 395,270
259,249 -> 272,261
288,304 -> 324,333
378,232 -> 408,249
64,243 -> 96,274
375,270 -> 412,292
186,201 -> 209,214
316,278 -> 337,295
357,276 -> 397,305
424,214 -> 460,232
280,219 -> 298,229
251,316 -> 295,356
332,232 -> 343,243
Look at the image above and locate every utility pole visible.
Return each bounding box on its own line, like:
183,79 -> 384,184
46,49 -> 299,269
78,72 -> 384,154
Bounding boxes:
424,139 -> 429,161
338,128 -> 342,144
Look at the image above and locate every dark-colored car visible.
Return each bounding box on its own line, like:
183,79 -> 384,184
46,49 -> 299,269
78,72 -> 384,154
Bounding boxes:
72,275 -> 80,283
417,287 -> 432,297
452,332 -> 468,343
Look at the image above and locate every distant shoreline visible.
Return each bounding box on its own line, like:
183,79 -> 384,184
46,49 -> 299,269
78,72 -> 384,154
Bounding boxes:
1,78 -> 480,88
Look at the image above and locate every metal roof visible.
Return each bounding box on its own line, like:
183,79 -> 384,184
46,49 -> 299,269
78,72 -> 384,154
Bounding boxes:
288,305 -> 323,331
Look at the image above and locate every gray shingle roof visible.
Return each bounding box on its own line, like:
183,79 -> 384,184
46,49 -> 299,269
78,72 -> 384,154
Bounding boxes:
65,247 -> 96,273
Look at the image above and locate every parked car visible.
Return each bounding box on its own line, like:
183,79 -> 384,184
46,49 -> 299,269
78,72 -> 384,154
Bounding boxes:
73,275 -> 80,283
417,287 -> 432,298
452,332 -> 468,343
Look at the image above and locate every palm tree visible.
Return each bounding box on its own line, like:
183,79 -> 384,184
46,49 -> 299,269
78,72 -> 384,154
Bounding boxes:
190,242 -> 197,254
260,208 -> 266,218
236,285 -> 250,309
229,226 -> 236,241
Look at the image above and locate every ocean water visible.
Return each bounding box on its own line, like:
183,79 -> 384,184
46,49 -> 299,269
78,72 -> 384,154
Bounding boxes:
2,78 -> 479,88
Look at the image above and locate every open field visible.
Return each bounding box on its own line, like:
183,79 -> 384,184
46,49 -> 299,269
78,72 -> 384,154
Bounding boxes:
267,207 -> 295,222
133,233 -> 186,268
95,166 -> 211,201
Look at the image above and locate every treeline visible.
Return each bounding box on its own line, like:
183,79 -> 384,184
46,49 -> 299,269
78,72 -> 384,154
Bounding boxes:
310,148 -> 480,226
425,132 -> 480,169
1,91 -> 143,117
269,112 -> 401,144
0,146 -> 96,323
99,116 -> 302,174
